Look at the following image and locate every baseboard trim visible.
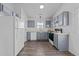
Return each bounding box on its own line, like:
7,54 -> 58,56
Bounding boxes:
68,51 -> 75,56
27,40 -> 49,41
17,47 -> 24,56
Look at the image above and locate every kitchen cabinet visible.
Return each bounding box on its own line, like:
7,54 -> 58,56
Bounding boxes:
53,11 -> 69,27
56,16 -> 59,26
42,32 -> 48,40
58,14 -> 63,26
27,32 -> 37,40
37,32 -> 48,40
31,32 -> 37,40
53,16 -> 58,27
54,33 -> 69,51
62,12 -> 69,26
52,17 -> 56,27
27,32 -> 31,40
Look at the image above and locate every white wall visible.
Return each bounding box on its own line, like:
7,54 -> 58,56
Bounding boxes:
53,3 -> 79,56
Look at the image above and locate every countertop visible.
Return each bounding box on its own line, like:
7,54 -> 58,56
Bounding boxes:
48,31 -> 68,35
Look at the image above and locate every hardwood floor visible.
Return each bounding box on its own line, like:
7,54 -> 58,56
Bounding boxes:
18,40 -> 74,56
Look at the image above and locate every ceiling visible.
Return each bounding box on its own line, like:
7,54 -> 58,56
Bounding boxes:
15,3 -> 63,19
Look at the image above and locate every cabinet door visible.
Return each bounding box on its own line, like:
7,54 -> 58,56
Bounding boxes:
58,14 -> 63,26
38,32 -> 45,40
37,32 -> 41,40
42,32 -> 48,40
56,16 -> 59,26
54,34 -> 58,48
40,32 -> 43,40
54,17 -> 56,27
27,32 -> 31,40
37,32 -> 48,40
31,32 -> 36,40
62,12 -> 69,26
45,32 -> 48,40
58,35 -> 69,51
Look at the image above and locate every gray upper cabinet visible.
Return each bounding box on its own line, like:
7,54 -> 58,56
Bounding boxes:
59,11 -> 69,26
58,14 -> 63,26
53,16 -> 58,27
62,11 -> 69,26
53,11 -> 69,27
45,20 -> 51,28
53,17 -> 57,27
55,16 -> 59,26
27,20 -> 35,28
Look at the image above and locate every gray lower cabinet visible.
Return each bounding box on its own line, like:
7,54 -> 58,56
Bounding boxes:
37,32 -> 48,40
27,32 -> 31,40
54,34 -> 58,48
37,32 -> 40,40
27,32 -> 48,41
54,34 -> 69,51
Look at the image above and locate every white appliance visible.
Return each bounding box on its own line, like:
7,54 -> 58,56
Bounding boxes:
0,16 -> 25,56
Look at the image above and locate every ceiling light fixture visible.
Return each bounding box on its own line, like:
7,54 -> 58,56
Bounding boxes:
40,5 -> 44,9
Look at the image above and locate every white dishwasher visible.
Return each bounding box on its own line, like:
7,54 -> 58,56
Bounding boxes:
31,32 -> 36,40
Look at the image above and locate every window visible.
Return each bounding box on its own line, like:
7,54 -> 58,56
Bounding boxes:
27,20 -> 35,28
46,20 -> 51,28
